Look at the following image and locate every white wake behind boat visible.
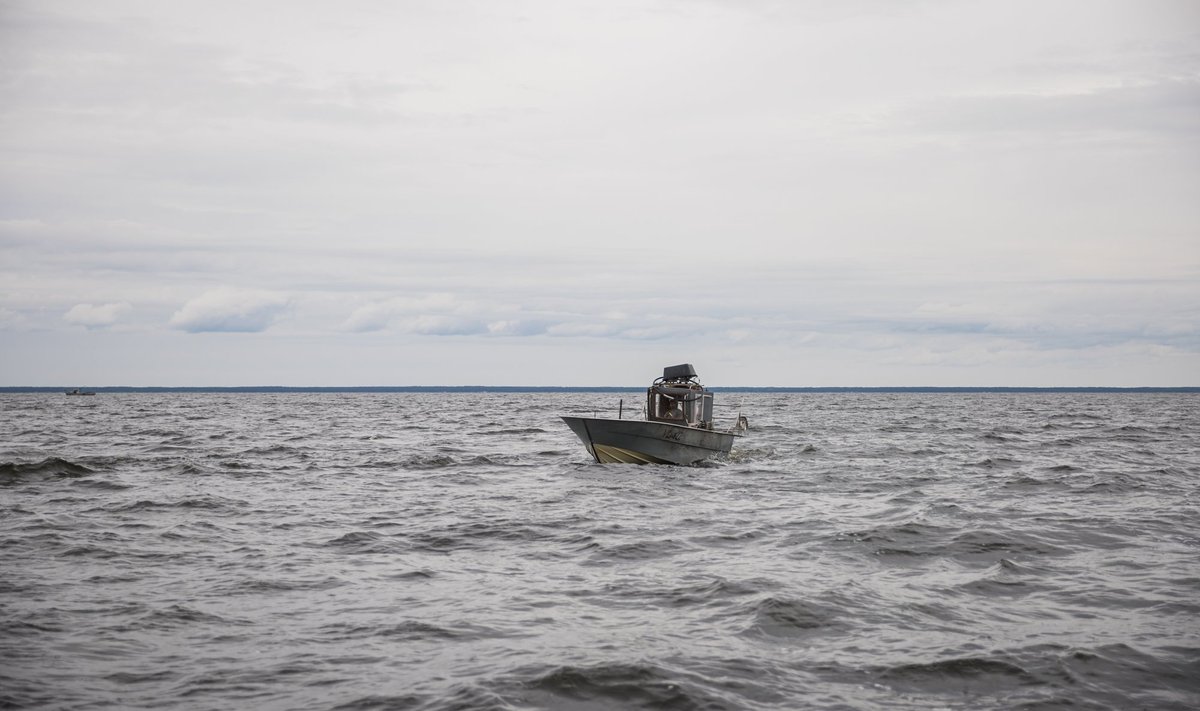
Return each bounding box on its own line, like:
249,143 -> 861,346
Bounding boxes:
562,364 -> 747,465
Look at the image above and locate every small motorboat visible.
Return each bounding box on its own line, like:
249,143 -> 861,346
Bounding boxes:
562,364 -> 747,465
65,389 -> 95,396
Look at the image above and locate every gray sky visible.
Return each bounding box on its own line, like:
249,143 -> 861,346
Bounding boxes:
2,0 -> 1197,386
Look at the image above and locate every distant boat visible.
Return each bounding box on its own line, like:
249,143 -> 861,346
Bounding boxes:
562,364 -> 748,465
65,389 -> 95,396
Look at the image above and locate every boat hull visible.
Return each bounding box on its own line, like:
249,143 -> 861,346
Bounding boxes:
561,416 -> 735,465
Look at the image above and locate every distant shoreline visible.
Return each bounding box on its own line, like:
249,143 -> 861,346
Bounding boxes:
3,386 -> 1198,394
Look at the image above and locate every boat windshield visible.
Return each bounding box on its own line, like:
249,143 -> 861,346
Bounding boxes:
648,384 -> 714,428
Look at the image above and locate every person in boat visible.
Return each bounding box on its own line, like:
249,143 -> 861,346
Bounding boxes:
661,394 -> 683,420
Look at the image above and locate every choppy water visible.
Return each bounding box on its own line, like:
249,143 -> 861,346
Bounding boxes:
2,392 -> 1198,710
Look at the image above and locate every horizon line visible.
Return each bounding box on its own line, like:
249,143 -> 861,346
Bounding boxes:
4,385 -> 1198,393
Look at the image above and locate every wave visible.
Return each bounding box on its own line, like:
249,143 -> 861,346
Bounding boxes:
1043,464 -> 1082,472
0,676 -> 59,709
336,520 -> 562,556
1076,472 -> 1148,494
318,619 -> 506,642
477,427 -> 547,435
129,428 -> 184,438
72,478 -> 131,491
513,661 -> 735,710
953,559 -> 1055,598
744,595 -> 846,638
398,453 -> 458,469
592,575 -> 763,609
1,618 -> 66,637
319,530 -> 406,555
972,457 -> 1022,468
61,543 -> 124,559
387,569 -> 436,581
951,529 -> 1069,560
878,655 -> 1038,693
1066,643 -> 1200,697
893,643 -> 1200,708
832,521 -> 1072,563
164,461 -> 217,476
331,693 -> 429,710
137,604 -> 253,630
1048,412 -> 1105,420
216,576 -> 347,595
588,537 -> 691,563
834,521 -> 952,557
983,431 -> 1022,442
92,495 -> 245,513
83,573 -> 143,584
104,669 -> 179,685
238,444 -> 313,458
0,457 -> 93,482
688,528 -> 768,547
1001,473 -> 1076,491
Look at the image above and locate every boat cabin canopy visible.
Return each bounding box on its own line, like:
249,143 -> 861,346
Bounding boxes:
647,363 -> 715,429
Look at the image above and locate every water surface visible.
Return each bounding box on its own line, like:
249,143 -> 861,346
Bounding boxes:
2,392 -> 1198,709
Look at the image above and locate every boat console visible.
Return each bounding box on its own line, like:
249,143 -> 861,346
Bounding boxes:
648,363 -> 715,429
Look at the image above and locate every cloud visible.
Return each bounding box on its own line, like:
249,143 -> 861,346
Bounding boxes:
342,293 -> 465,333
545,322 -> 621,338
487,320 -> 550,337
168,288 -> 289,333
408,315 -> 488,336
63,302 -> 131,328
344,294 -> 559,337
344,303 -> 392,333
897,79 -> 1200,141
0,307 -> 24,328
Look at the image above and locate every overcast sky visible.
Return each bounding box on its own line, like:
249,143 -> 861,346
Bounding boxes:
1,0 -> 1197,386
